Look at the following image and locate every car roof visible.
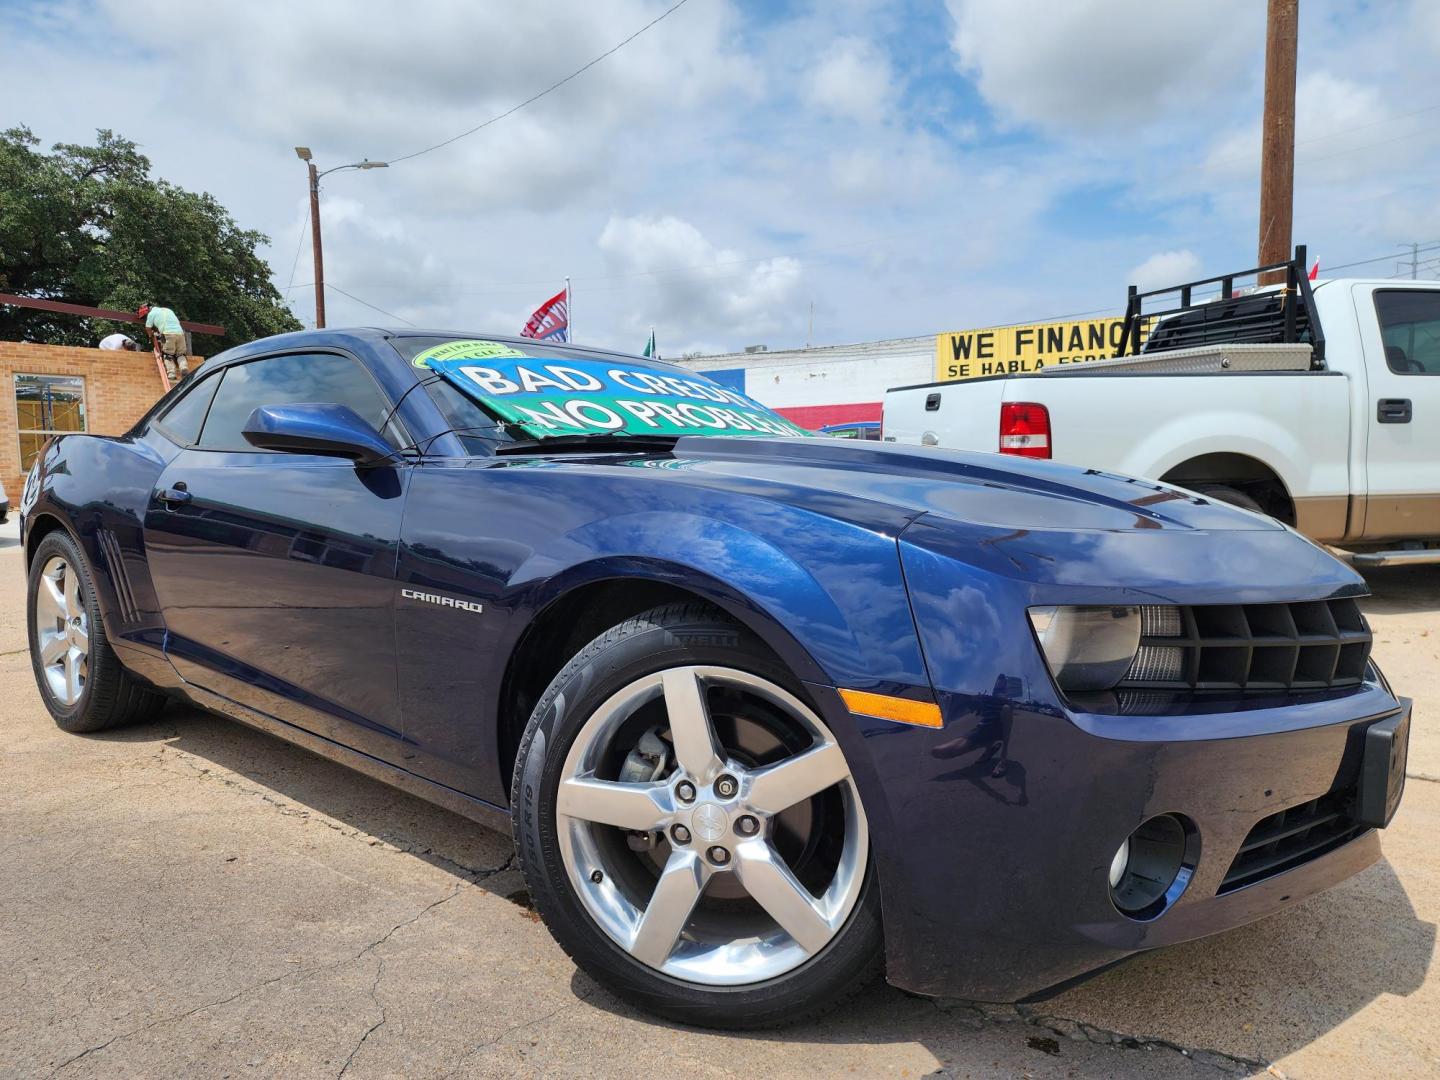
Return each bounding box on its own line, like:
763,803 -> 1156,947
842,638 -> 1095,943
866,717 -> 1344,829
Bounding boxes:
209,326 -> 667,370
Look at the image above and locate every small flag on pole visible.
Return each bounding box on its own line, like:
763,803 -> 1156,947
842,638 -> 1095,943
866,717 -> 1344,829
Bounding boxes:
1308,258 -> 1320,281
520,288 -> 569,342
643,328 -> 657,358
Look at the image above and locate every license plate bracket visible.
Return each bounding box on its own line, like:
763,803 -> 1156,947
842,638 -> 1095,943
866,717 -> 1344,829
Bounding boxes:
1355,700 -> 1411,829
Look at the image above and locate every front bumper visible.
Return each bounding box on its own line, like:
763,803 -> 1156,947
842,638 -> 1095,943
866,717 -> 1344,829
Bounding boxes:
805,681 -> 1406,1000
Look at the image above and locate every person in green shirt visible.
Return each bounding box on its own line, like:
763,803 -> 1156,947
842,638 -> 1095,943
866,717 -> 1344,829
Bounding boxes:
138,302 -> 190,382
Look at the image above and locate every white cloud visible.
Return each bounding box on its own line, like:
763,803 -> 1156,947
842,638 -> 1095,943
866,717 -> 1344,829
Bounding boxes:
7,0 -> 1440,358
1127,250 -> 1201,292
805,37 -> 896,124
1201,72 -> 1395,185
597,215 -> 803,345
945,0 -> 1257,134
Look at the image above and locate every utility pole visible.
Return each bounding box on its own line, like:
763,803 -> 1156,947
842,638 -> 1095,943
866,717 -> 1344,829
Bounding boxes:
307,160 -> 325,329
293,147 -> 388,329
1257,0 -> 1298,284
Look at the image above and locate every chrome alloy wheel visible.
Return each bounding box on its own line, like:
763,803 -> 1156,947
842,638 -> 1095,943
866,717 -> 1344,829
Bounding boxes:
556,666 -> 868,986
34,556 -> 89,707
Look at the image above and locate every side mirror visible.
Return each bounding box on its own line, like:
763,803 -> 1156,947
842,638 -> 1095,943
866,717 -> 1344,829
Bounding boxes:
242,403 -> 394,465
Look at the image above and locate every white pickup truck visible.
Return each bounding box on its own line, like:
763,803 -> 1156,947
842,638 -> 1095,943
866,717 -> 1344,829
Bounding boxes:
884,254 -> 1440,565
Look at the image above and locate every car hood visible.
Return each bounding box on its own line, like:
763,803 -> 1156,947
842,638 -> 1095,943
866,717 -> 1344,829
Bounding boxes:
656,436 -> 1279,534
638,437 -> 1360,598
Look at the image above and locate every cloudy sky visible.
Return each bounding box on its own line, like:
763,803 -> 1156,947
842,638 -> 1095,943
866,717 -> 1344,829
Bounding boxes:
6,0 -> 1440,356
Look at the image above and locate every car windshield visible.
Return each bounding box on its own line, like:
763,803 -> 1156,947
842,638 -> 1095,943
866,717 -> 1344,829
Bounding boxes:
390,336 -> 811,443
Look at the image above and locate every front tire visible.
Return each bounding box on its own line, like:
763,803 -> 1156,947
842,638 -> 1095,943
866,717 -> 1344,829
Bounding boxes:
511,602 -> 882,1028
26,530 -> 165,733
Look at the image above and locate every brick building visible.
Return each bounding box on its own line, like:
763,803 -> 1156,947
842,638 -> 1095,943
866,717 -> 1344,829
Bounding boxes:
0,342 -> 196,502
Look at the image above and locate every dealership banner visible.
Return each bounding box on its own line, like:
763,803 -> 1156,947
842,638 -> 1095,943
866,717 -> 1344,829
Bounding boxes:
934,316 -> 1148,381
420,342 -> 812,440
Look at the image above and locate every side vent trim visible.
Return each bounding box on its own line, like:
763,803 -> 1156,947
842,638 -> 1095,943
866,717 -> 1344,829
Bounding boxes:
97,529 -> 139,623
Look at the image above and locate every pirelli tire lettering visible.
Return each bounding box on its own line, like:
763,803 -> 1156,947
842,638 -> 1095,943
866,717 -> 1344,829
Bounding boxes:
401,588 -> 484,614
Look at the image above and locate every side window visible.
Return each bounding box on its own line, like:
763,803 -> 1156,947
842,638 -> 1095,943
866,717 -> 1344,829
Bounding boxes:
197,353 -> 397,452
422,376 -> 508,454
155,371 -> 220,445
1375,290 -> 1440,374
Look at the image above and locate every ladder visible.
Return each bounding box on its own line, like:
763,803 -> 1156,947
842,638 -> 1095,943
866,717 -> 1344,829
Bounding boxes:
150,344 -> 172,391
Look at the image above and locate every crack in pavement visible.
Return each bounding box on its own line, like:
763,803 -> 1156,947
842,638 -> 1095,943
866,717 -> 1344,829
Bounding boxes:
43,967 -> 300,1078
40,868 -> 513,1077
439,987 -> 600,1079
929,999 -> 1273,1076
337,955 -> 388,1079
161,746 -> 509,879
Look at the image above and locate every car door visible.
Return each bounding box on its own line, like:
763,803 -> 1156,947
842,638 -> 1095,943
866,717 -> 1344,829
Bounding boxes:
1356,285 -> 1440,540
142,349 -> 412,765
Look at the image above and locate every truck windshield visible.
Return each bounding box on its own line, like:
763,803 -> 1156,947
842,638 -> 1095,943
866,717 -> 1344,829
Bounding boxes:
1375,291 -> 1440,374
390,336 -> 811,443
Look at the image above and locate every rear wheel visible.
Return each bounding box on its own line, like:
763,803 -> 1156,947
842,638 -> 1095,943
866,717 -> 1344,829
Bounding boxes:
1191,483 -> 1267,515
27,531 -> 165,734
511,602 -> 882,1028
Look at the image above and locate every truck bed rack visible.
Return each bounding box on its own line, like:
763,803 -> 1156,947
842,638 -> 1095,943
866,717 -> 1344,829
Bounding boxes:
1116,245 -> 1326,368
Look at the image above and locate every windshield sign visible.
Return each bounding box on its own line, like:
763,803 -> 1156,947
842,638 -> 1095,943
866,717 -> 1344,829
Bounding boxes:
417,342 -> 811,440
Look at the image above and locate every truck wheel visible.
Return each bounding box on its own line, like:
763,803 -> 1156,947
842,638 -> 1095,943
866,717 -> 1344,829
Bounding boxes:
511,602 -> 882,1028
27,531 -> 165,734
1192,483 -> 1266,516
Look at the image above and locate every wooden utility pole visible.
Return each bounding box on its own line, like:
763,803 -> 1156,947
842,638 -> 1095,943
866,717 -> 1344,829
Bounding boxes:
1257,0 -> 1299,284
307,160 -> 327,329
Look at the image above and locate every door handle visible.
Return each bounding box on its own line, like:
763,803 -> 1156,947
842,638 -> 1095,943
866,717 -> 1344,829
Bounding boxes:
158,482 -> 192,507
1377,398 -> 1412,424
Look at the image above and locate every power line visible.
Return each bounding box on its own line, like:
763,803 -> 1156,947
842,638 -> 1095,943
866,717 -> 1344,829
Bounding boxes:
1200,100 -> 1440,175
384,0 -> 694,166
289,234 -> 1440,339
284,203 -> 310,293
1323,243 -> 1440,272
325,282 -> 417,326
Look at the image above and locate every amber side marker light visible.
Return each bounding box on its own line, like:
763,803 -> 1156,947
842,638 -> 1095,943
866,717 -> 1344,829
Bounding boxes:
838,689 -> 943,729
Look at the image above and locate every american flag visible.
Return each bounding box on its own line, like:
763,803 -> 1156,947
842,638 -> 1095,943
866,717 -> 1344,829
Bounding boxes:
520,288 -> 569,342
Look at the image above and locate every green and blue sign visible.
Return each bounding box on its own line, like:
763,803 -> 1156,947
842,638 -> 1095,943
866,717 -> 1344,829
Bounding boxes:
417,341 -> 811,441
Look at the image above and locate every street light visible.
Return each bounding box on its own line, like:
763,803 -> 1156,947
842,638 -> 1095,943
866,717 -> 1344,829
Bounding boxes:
293,147 -> 388,328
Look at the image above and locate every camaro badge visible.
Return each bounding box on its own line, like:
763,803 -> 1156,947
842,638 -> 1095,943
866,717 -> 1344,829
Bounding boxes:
400,588 -> 483,614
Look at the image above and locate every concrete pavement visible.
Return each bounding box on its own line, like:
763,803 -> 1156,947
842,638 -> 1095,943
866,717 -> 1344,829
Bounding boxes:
2,519 -> 1437,1078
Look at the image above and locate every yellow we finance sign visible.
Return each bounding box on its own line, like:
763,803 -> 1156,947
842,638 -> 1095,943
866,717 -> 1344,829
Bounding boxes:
934,317 -> 1143,382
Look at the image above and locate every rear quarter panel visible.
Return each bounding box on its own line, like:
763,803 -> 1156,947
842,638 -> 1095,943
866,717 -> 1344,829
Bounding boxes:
22,431 -> 177,676
1001,371 -> 1352,498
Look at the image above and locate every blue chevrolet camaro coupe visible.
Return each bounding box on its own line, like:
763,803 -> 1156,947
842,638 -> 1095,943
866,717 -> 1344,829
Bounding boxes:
20,329 -> 1410,1028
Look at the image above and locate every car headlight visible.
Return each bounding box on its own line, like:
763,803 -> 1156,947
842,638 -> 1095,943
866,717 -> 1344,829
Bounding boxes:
1028,605 -> 1142,692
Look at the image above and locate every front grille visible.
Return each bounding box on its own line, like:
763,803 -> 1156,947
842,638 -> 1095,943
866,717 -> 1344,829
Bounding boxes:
1120,599 -> 1371,694
1219,790 -> 1368,894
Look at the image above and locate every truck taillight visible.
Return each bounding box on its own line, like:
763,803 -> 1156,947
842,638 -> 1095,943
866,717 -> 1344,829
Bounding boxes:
999,402 -> 1051,458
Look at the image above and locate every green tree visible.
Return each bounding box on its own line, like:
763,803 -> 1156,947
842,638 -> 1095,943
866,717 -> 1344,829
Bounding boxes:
0,127 -> 301,351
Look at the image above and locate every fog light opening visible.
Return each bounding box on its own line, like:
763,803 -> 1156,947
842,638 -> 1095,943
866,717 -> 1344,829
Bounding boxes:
1110,813 -> 1195,920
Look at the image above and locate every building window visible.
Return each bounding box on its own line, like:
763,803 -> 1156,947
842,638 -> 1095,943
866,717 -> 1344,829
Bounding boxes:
15,374 -> 87,472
